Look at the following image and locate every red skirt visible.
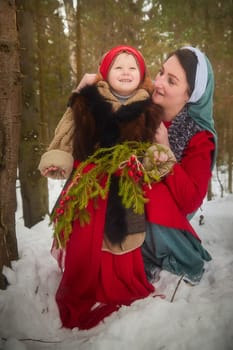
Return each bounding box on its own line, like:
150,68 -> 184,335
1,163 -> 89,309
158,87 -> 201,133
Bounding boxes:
53,195 -> 154,330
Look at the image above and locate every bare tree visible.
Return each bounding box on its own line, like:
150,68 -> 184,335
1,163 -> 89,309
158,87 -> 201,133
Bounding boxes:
0,0 -> 21,289
63,0 -> 82,83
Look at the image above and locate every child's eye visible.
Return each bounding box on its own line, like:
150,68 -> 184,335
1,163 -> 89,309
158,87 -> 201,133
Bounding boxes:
130,67 -> 136,70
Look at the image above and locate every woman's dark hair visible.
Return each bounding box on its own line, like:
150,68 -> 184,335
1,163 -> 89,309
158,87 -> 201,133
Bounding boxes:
167,49 -> 198,97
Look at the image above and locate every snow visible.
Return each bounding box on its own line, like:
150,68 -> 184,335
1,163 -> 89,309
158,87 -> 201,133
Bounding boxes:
0,179 -> 233,350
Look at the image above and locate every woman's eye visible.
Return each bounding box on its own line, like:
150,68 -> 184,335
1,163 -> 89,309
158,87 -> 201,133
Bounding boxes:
158,69 -> 163,76
168,78 -> 175,85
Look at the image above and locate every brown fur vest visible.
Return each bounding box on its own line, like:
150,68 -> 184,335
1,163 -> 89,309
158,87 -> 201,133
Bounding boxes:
69,82 -> 161,246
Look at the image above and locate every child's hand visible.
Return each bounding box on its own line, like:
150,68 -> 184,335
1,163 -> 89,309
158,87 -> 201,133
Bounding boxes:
143,144 -> 176,179
152,149 -> 169,163
42,166 -> 66,179
143,145 -> 171,170
38,150 -> 73,179
73,73 -> 97,93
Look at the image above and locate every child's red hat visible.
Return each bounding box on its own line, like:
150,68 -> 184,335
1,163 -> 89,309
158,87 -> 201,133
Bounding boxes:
99,45 -> 145,81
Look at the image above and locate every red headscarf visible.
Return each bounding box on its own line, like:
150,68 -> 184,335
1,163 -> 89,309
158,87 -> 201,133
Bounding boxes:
99,45 -> 146,81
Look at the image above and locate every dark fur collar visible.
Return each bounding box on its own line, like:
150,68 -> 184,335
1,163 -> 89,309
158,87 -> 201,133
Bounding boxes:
69,85 -> 161,245
70,85 -> 160,161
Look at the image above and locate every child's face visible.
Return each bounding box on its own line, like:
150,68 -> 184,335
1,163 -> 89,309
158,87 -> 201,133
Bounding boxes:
107,53 -> 141,96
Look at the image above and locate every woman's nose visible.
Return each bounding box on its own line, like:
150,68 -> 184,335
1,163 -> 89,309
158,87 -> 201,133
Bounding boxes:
154,76 -> 163,88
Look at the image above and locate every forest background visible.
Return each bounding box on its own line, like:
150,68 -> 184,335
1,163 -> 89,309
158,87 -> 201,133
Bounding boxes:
0,0 -> 232,289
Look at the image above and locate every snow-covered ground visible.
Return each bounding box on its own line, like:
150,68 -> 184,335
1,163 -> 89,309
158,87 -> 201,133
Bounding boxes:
0,178 -> 233,350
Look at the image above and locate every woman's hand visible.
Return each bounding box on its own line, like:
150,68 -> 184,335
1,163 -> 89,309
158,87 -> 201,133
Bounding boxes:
73,73 -> 97,93
154,122 -> 170,147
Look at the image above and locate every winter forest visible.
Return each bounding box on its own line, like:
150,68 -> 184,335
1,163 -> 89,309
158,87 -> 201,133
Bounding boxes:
0,0 -> 233,348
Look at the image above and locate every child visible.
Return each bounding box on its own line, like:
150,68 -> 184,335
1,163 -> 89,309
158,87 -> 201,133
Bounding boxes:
39,45 -> 176,329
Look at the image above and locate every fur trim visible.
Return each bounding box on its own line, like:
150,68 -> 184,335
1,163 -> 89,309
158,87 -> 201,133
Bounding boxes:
69,85 -> 161,245
70,85 -> 161,161
68,83 -> 162,245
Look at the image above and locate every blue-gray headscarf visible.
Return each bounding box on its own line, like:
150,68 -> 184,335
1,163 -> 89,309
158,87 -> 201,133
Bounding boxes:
183,46 -> 218,169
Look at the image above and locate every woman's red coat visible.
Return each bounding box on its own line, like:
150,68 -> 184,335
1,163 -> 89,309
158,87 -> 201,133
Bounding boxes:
55,130 -> 214,329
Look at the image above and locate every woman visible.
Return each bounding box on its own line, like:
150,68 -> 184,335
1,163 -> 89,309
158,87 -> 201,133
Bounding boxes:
142,46 -> 217,285
77,46 -> 217,285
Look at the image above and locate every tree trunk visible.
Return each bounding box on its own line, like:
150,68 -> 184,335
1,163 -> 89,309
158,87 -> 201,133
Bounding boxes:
16,0 -> 49,228
227,109 -> 232,194
207,181 -> 212,201
63,0 -> 77,83
76,1 -> 82,83
0,0 -> 20,289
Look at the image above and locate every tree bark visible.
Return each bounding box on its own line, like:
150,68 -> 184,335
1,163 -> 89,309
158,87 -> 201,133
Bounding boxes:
16,0 -> 49,228
0,0 -> 20,289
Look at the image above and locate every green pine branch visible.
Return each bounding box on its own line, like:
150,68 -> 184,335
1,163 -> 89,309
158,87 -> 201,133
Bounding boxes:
51,141 -> 172,248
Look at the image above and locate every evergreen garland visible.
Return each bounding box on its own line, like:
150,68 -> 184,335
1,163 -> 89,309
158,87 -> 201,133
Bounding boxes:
51,141 -> 173,248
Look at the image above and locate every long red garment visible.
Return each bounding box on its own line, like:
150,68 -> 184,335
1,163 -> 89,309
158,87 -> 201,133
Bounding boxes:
144,131 -> 215,240
55,186 -> 154,330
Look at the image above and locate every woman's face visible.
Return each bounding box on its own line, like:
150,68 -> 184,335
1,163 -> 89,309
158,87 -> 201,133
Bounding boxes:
107,53 -> 141,96
152,55 -> 190,119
